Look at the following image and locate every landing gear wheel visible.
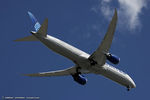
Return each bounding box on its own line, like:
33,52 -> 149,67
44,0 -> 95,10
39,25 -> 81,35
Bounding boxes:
89,58 -> 97,66
127,86 -> 131,91
76,67 -> 81,74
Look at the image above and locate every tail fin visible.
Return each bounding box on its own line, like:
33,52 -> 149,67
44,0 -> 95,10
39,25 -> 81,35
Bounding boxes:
14,12 -> 48,42
28,11 -> 48,36
28,11 -> 41,32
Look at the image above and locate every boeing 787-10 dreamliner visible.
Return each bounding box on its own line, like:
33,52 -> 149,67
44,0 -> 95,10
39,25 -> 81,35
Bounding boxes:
15,9 -> 136,91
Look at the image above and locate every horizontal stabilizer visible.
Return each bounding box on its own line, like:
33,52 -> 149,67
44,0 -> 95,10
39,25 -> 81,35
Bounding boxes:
14,35 -> 38,41
37,18 -> 48,36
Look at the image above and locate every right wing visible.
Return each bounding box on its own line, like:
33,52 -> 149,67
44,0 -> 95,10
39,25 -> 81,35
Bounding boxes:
88,9 -> 118,66
24,66 -> 90,77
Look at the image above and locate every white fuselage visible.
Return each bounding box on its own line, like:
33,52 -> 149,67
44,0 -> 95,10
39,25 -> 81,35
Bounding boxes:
34,34 -> 136,89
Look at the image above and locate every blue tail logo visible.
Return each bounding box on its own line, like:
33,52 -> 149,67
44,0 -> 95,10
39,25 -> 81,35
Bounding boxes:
28,11 -> 41,32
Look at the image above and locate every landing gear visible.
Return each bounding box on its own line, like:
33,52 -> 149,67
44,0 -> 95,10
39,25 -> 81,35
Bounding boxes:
71,67 -> 81,77
88,58 -> 97,66
76,67 -> 81,74
127,86 -> 131,91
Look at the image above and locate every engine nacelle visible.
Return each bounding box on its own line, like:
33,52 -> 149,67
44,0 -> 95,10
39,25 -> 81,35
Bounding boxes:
105,53 -> 120,64
72,74 -> 87,85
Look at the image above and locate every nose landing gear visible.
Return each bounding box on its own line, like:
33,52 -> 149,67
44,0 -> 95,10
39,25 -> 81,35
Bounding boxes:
127,86 -> 131,91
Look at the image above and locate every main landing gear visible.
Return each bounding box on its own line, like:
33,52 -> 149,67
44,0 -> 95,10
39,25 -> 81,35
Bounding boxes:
88,58 -> 97,66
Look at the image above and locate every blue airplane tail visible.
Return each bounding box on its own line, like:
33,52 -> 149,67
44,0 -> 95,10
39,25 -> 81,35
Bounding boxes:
27,11 -> 41,32
14,11 -> 48,42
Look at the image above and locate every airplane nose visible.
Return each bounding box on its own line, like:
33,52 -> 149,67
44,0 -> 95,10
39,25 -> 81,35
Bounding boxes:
126,75 -> 136,88
130,80 -> 136,88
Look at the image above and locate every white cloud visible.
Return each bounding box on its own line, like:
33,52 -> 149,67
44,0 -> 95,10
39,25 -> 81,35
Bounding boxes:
100,0 -> 113,20
92,0 -> 147,31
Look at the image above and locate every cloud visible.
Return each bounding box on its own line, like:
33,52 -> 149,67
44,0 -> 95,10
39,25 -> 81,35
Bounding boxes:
92,0 -> 147,31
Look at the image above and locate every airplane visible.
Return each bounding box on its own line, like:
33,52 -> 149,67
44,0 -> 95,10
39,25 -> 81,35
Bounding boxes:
15,9 -> 136,91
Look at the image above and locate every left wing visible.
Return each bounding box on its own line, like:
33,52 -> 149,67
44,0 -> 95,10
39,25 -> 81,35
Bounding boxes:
24,66 -> 89,77
88,9 -> 118,66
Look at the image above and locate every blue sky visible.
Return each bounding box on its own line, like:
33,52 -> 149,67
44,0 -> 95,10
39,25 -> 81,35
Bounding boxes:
0,0 -> 150,100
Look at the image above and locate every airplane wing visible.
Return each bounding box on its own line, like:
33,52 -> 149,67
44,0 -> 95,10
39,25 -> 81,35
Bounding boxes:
88,9 -> 118,66
24,66 -> 90,77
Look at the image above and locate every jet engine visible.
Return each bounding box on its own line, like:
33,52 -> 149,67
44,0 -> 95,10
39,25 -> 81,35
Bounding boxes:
72,73 -> 87,85
105,53 -> 120,64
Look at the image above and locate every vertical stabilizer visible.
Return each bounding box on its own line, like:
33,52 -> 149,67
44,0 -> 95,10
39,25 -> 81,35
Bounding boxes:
28,11 -> 41,32
14,12 -> 48,42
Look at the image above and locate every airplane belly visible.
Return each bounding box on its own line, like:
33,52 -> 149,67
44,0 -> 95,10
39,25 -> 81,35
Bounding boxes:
38,35 -> 89,62
90,64 -> 130,87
